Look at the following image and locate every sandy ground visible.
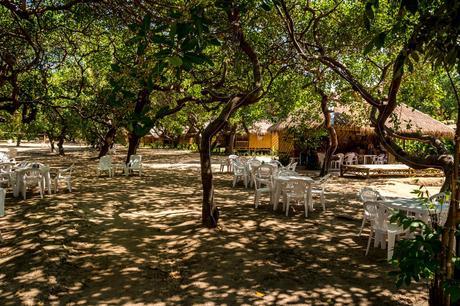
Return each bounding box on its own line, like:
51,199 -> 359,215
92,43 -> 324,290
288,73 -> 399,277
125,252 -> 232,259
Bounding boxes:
0,144 -> 443,305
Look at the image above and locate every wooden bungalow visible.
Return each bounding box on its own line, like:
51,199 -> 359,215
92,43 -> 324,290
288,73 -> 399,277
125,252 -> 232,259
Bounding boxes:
268,103 -> 455,160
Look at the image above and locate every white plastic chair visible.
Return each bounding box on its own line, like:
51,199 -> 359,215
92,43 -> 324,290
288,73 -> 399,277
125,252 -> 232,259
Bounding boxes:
97,155 -> 113,177
343,152 -> 358,165
248,159 -> 262,187
311,174 -> 331,211
330,153 -> 344,170
254,164 -> 274,188
358,187 -> 385,236
430,193 -> 449,226
373,154 -> 386,164
221,154 -> 239,173
287,162 -> 298,171
126,155 -> 142,176
284,179 -> 310,217
22,168 -> 44,200
232,160 -> 248,188
365,202 -> 406,260
54,164 -> 74,192
253,174 -> 272,208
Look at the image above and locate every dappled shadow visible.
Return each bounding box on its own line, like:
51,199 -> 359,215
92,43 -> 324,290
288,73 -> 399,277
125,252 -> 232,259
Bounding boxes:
0,147 -> 432,305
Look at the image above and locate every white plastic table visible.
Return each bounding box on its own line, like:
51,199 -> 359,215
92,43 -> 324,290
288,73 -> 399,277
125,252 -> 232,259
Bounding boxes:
272,175 -> 315,211
381,198 -> 448,260
13,165 -> 52,197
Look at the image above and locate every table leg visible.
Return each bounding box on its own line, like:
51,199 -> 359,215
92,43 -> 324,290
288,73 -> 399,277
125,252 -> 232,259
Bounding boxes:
272,182 -> 280,211
387,231 -> 396,261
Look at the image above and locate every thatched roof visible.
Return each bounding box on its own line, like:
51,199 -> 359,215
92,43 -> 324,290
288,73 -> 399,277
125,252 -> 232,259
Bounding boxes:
248,120 -> 273,135
268,103 -> 454,139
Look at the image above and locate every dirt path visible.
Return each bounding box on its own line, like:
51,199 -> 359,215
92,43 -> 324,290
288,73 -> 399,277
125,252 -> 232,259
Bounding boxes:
0,146 -> 437,305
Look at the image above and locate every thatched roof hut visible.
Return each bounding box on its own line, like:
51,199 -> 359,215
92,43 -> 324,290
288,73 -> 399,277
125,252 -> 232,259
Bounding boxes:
268,103 -> 454,139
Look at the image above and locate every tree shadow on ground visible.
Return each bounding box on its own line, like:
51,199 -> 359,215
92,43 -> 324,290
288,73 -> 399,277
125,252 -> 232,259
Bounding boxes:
0,147 -> 431,305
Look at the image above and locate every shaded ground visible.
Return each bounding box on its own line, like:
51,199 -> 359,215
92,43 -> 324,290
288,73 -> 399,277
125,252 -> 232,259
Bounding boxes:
0,145 -> 439,305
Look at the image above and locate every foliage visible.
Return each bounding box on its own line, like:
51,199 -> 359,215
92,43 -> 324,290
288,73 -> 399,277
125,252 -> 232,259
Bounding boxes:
390,187 -> 460,300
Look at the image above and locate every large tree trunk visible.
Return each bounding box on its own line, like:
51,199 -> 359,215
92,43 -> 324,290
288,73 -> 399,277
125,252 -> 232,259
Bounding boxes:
46,133 -> 55,153
317,88 -> 338,176
98,126 -> 117,158
429,70 -> 460,306
16,136 -> 21,147
225,125 -> 237,154
126,133 -> 141,163
57,126 -> 66,156
200,132 -> 217,228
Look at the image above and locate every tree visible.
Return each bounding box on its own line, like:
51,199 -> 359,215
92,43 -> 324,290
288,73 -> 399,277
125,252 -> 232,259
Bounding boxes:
274,0 -> 459,303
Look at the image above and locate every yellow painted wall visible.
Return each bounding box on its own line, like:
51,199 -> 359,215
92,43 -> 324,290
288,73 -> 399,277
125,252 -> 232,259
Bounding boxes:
248,133 -> 272,149
278,131 -> 294,154
271,132 -> 279,152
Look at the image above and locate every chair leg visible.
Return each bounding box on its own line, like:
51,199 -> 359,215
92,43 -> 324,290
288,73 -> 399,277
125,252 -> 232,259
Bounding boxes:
232,176 -> 237,188
365,229 -> 373,256
22,183 -> 27,200
321,190 -> 325,211
304,196 -> 308,218
54,178 -> 59,193
285,198 -> 290,217
254,192 -> 259,208
39,182 -> 44,199
387,232 -> 397,261
358,217 -> 367,236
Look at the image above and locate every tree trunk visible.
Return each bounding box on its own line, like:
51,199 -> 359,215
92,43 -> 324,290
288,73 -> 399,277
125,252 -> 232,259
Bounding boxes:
98,126 -> 117,158
57,126 -> 66,156
57,137 -> 65,156
126,133 -> 141,163
200,133 -> 217,228
16,136 -> 21,147
429,73 -> 460,305
225,125 -> 237,154
317,89 -> 338,176
47,134 -> 55,153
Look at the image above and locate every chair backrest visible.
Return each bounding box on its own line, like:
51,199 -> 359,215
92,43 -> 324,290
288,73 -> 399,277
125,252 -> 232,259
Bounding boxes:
317,174 -> 331,185
430,192 -> 447,205
256,164 -> 273,180
269,159 -> 283,168
232,159 -> 246,175
99,155 -> 112,169
130,154 -> 142,165
278,169 -> 298,177
287,162 -> 298,171
359,187 -> 384,202
286,179 -> 309,195
16,161 -> 30,168
344,152 -> 357,163
248,159 -> 262,170
25,168 -> 42,179
368,201 -> 392,231
334,153 -> 344,163
430,193 -> 449,226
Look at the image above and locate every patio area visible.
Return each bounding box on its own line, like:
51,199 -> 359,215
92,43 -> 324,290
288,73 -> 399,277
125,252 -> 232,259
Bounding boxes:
0,146 -> 438,305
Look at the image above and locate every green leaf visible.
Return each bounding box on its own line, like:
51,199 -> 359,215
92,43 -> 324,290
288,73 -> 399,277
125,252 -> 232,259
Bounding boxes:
209,38 -> 221,46
363,40 -> 374,55
181,38 -> 198,51
375,32 -> 387,49
111,64 -> 121,73
401,0 -> 418,14
168,56 -> 183,67
142,15 -> 151,32
176,22 -> 193,39
137,41 -> 147,56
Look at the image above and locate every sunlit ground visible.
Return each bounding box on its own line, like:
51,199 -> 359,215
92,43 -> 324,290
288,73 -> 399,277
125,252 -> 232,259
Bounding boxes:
0,144 -> 439,305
